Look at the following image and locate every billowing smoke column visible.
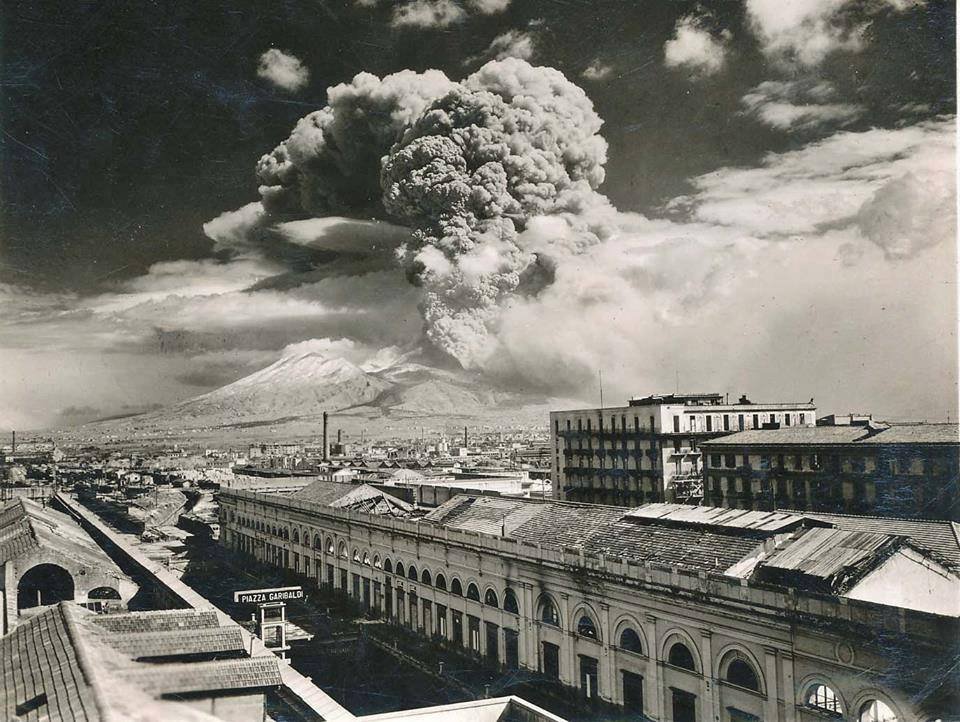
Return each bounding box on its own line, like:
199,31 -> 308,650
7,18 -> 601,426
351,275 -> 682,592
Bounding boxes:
255,58 -> 610,368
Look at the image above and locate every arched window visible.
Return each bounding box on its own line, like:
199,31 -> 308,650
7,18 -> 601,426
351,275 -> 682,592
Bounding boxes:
384,559 -> 393,574
577,615 -> 598,639
668,642 -> 696,671
338,542 -> 348,559
395,562 -> 405,577
466,583 -> 480,601
539,597 -> 560,626
314,534 -> 322,550
87,586 -> 120,600
726,658 -> 760,692
619,628 -> 643,654
860,700 -> 899,722
292,529 -> 300,543
408,565 -> 418,581
484,589 -> 499,607
451,578 -> 463,596
302,529 -> 309,546
325,537 -> 334,553
806,684 -> 842,717
421,569 -> 432,586
271,526 -> 277,536
503,588 -> 519,614
353,548 -> 361,562
362,552 -> 371,566
374,555 -> 382,569
435,573 -> 447,591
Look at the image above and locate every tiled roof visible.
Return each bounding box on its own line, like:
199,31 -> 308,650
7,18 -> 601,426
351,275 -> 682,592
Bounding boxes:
0,603 -> 99,722
785,510 -> 960,567
91,609 -> 220,634
424,496 -> 767,572
701,426 -> 870,446
293,480 -> 364,506
104,626 -> 245,659
120,658 -> 282,695
854,423 -> 959,445
0,497 -> 121,573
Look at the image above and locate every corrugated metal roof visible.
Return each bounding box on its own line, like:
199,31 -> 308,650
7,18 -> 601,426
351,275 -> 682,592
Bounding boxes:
785,510 -> 960,567
623,504 -> 809,532
759,528 -> 895,580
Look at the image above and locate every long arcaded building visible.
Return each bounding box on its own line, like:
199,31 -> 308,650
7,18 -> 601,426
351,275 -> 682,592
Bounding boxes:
219,481 -> 958,722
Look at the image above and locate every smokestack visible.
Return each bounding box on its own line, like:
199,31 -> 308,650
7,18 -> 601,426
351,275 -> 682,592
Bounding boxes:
11,430 -> 15,454
322,412 -> 329,461
337,428 -> 342,444
463,426 -> 468,449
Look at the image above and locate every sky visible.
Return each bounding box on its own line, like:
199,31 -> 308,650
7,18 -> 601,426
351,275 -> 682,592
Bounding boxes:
0,0 -> 956,430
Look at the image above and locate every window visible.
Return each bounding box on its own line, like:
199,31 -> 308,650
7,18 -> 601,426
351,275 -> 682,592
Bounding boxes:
566,419 -> 571,430
577,419 -> 582,431
466,583 -> 481,601
800,413 -> 806,424
711,454 -> 722,467
668,642 -> 696,671
794,455 -> 802,471
395,562 -> 405,577
738,414 -> 745,430
540,597 -> 560,626
292,530 -> 300,543
725,454 -> 736,468
785,413 -> 792,426
362,551 -> 371,566
706,416 -> 713,432
577,615 -> 598,639
384,558 -> 393,574
542,641 -> 560,679
503,588 -> 519,614
760,455 -> 771,470
353,548 -> 361,562
408,565 -> 418,581
374,555 -> 382,569
435,573 -> 447,590
484,589 -> 499,607
622,671 -> 644,714
326,537 -> 334,554
634,416 -> 640,431
673,416 -> 680,433
580,655 -> 599,699
619,628 -> 643,654
725,658 -> 760,692
860,700 -> 899,722
451,578 -> 463,596
806,684 -> 842,717
587,419 -> 592,431
338,542 -> 348,559
752,413 -> 759,429
421,569 -> 432,585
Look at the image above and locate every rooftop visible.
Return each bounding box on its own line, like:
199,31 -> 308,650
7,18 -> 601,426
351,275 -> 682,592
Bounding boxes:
855,423 -> 959,445
293,480 -> 414,517
701,425 -> 873,446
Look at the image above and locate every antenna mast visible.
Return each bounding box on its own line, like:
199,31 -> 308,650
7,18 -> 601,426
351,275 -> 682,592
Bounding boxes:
599,370 -> 604,410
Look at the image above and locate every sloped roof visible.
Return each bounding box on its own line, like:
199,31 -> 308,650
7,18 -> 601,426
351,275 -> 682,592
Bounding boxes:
785,510 -> 960,567
120,658 -> 281,695
624,504 -> 810,532
91,609 -> 220,634
105,626 -> 245,659
752,527 -> 899,592
854,423 -> 959,445
293,481 -> 413,517
423,496 -> 766,572
0,497 -> 122,574
701,426 -> 870,446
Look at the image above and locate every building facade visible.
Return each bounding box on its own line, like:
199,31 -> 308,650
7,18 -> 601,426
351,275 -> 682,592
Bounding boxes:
550,394 -> 816,506
218,485 -> 957,722
699,423 -> 959,519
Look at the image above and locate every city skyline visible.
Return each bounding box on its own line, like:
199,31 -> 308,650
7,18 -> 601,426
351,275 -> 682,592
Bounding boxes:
1,0 -> 956,431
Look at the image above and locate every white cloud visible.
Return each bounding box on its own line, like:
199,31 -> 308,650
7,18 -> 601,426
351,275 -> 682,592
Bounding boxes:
390,0 -> 509,28
745,0 -> 920,68
256,49 -> 310,92
741,80 -> 864,132
581,59 -> 614,81
664,13 -> 730,77
467,29 -> 536,65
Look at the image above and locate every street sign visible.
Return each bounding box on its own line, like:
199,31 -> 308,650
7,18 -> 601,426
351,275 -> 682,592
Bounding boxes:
233,586 -> 304,604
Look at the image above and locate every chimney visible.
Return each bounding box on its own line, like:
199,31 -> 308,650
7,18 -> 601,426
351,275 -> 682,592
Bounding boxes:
322,412 -> 329,461
463,425 -> 468,449
11,430 -> 15,454
337,428 -> 342,445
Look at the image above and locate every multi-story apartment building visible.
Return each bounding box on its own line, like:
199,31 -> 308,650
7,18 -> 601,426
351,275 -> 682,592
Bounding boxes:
218,482 -> 958,722
699,422 -> 959,519
550,394 -> 816,506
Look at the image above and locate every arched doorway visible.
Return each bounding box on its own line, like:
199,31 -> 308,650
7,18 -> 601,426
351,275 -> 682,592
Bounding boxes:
17,564 -> 74,610
87,587 -> 121,600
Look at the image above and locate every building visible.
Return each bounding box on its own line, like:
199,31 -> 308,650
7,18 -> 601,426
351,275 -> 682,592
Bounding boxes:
1,497 -> 138,626
550,394 -> 816,506
1,603 -> 283,722
699,422 -> 959,518
219,483 -> 959,722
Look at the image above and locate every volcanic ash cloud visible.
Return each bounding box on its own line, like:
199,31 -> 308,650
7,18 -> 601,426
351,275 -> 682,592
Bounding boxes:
256,58 -> 611,369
